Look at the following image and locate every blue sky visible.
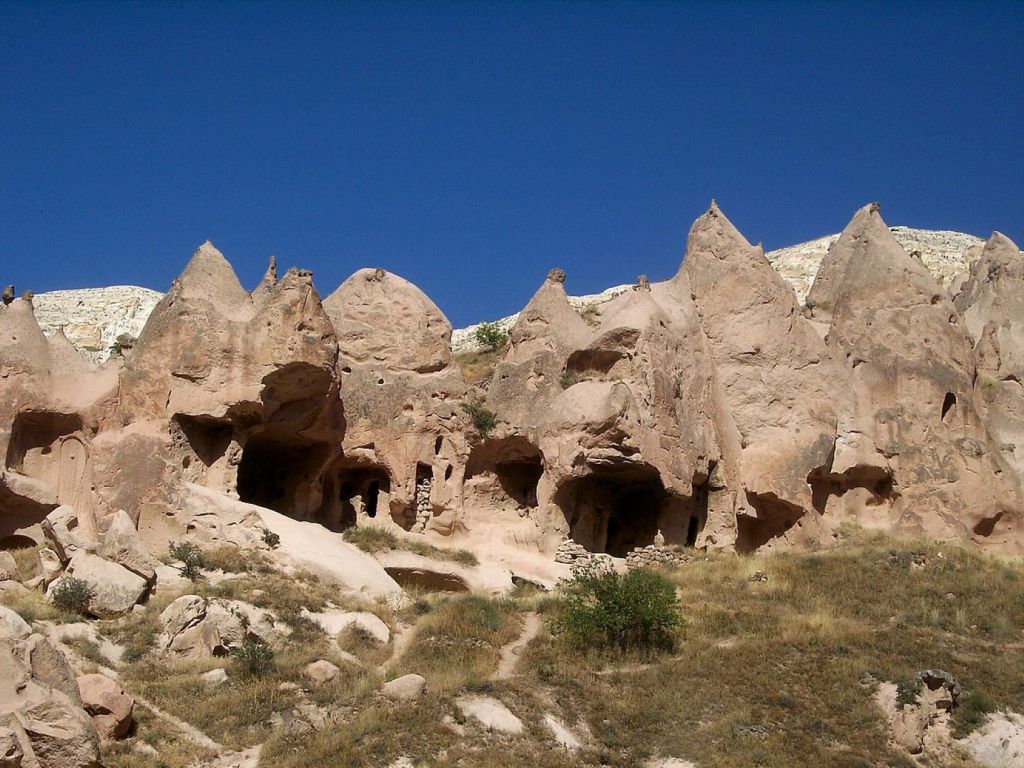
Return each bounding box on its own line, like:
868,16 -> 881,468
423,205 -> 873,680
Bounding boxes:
2,1 -> 1021,327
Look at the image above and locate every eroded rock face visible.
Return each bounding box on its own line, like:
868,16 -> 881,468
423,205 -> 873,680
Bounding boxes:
322,268 -> 467,535
954,233 -> 1024,507
2,209 -> 1022,565
682,203 -> 837,551
807,204 -> 1018,545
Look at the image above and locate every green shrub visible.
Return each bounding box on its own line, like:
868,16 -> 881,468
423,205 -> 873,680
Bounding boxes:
261,528 -> 281,549
452,549 -> 479,566
475,322 -> 508,352
461,401 -> 498,437
560,370 -> 581,389
230,616 -> 275,676
342,526 -> 397,553
51,576 -> 94,616
168,541 -> 206,580
553,559 -> 683,653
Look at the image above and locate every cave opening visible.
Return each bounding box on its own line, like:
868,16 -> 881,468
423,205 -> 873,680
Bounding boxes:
554,465 -> 668,557
236,431 -> 331,519
464,436 -> 543,517
6,411 -> 84,471
321,461 -> 393,531
173,415 -> 233,468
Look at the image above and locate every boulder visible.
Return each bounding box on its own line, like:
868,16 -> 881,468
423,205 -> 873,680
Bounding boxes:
159,595 -> 287,657
0,553 -> 18,583
98,509 -> 158,582
303,609 -> 391,645
0,607 -> 31,641
381,673 -> 426,702
41,506 -> 90,565
303,660 -> 340,687
76,673 -> 134,739
200,668 -> 229,687
0,630 -> 103,768
54,551 -> 148,618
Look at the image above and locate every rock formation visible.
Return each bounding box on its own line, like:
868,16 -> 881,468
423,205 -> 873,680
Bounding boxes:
0,204 -> 1020,580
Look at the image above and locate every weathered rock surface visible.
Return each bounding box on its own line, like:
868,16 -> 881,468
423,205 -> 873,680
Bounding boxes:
158,595 -> 287,657
76,674 -> 134,740
0,208 -> 1020,573
50,552 -> 148,618
0,625 -> 103,768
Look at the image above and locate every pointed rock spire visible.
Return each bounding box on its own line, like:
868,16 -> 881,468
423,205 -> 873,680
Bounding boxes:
177,241 -> 254,321
251,255 -> 279,306
503,268 -> 590,362
954,231 -> 1024,343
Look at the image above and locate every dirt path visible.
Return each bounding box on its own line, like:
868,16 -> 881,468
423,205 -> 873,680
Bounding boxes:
494,612 -> 541,680
380,621 -> 416,674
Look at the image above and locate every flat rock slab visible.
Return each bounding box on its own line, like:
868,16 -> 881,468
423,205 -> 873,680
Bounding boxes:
456,695 -> 523,734
302,609 -> 390,644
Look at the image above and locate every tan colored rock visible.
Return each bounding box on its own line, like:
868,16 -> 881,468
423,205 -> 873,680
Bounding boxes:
303,659 -> 340,687
322,268 -> 466,534
54,551 -> 148,618
0,553 -> 19,583
808,204 -> 1018,544
76,673 -> 134,739
0,726 -> 23,767
0,629 -> 103,768
159,594 -> 286,657
682,203 -> 837,550
0,607 -> 31,641
381,673 -> 426,701
954,233 -> 1024,513
98,509 -> 158,582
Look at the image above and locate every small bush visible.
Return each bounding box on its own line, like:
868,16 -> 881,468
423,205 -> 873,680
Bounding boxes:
461,401 -> 498,437
230,616 -> 275,676
560,370 -> 581,389
342,526 -> 398,553
452,549 -> 479,566
475,322 -> 508,352
954,690 -> 996,738
553,560 -> 683,653
168,541 -> 206,580
51,576 -> 94,616
261,528 -> 281,549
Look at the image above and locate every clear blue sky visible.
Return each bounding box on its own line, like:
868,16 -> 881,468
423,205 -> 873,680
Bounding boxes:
2,1 -> 1021,327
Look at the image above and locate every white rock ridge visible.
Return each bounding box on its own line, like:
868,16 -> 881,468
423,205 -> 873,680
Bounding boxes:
31,286 -> 163,362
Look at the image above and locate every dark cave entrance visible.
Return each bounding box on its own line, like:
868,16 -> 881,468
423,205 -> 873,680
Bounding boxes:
464,436 -> 543,512
554,465 -> 668,557
236,431 -> 331,519
173,415 -> 233,468
318,460 -> 393,531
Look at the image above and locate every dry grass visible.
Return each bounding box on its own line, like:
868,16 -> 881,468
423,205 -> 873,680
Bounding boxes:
6,543 -> 42,580
390,593 -> 521,691
454,349 -> 500,384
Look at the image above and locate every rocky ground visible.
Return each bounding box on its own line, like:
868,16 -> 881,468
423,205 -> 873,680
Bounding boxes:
2,517 -> 1022,768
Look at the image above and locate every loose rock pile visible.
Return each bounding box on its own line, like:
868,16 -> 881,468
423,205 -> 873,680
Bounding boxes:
414,475 -> 432,531
554,539 -> 592,564
625,544 -> 693,569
